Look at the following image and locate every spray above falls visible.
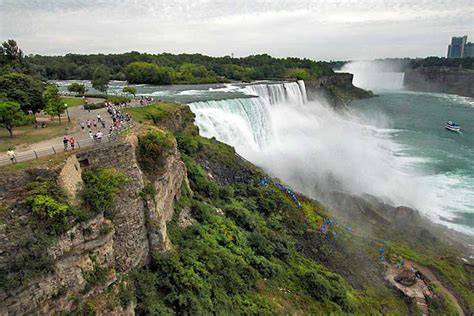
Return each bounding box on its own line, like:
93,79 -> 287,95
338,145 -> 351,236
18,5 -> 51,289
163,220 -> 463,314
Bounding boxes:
187,80 -> 472,235
341,60 -> 406,91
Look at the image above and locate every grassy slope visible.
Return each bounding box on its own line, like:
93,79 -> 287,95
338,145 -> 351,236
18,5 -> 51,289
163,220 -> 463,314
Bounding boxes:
126,103 -> 411,314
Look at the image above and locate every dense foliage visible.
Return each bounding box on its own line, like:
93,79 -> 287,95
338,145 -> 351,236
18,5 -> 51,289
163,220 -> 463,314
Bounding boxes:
26,51 -> 334,84
81,167 -> 127,215
137,129 -> 175,173
0,100 -> 29,137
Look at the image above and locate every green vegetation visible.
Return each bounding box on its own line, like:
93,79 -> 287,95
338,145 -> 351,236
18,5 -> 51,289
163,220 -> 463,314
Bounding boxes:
81,167 -> 127,215
122,85 -> 136,97
0,100 -> 28,138
0,72 -> 44,113
60,96 -> 84,107
125,62 -> 173,85
91,65 -> 110,94
137,129 -> 175,173
67,82 -> 87,96
124,107 -> 411,315
25,51 -> 334,84
44,84 -> 67,123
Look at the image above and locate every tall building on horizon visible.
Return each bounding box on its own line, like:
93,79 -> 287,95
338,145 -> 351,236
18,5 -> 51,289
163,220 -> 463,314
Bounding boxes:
447,36 -> 473,58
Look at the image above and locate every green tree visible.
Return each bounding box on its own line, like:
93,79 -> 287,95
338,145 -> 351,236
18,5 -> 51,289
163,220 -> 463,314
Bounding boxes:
0,100 -> 27,137
124,62 -> 173,85
92,66 -> 110,94
0,72 -> 44,113
122,85 -> 137,97
67,82 -> 87,96
0,39 -> 26,73
287,68 -> 310,80
43,84 -> 66,123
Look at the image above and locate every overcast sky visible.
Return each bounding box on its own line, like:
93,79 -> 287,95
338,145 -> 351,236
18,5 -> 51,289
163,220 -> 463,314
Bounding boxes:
1,0 -> 473,60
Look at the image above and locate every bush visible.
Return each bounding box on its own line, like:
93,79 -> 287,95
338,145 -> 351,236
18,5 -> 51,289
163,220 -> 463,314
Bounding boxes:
137,130 -> 175,173
84,102 -> 104,110
106,95 -> 130,104
81,167 -> 127,214
29,195 -> 69,218
26,177 -> 69,219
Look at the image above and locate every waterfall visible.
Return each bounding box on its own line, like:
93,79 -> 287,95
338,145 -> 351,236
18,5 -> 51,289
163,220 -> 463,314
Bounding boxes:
188,81 -> 307,150
341,61 -> 405,91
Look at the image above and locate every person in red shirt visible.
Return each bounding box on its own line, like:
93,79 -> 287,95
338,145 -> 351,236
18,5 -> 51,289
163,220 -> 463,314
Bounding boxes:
69,136 -> 76,150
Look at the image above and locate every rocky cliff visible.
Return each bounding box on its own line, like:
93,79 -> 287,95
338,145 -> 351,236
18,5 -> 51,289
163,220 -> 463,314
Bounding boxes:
0,135 -> 186,314
404,67 -> 474,97
305,72 -> 373,108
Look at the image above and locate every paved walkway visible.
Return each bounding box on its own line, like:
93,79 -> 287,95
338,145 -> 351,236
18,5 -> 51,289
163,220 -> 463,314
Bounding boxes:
0,99 -> 146,166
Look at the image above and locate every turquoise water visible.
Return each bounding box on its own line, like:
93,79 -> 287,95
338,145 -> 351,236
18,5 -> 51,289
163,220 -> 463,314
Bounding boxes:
351,91 -> 474,233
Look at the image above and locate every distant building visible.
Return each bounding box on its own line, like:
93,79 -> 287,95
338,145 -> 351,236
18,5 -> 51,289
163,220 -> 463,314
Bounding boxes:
447,36 -> 474,58
464,42 -> 474,58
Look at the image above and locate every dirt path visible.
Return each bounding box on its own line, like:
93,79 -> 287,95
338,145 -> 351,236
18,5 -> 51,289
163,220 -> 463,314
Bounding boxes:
385,260 -> 465,316
415,264 -> 465,316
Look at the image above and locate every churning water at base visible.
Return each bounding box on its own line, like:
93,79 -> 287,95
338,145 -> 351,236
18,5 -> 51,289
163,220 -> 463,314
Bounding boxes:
188,81 -> 474,236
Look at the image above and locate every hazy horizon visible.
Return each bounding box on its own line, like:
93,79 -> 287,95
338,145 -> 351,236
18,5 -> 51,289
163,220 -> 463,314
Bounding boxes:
1,0 -> 473,60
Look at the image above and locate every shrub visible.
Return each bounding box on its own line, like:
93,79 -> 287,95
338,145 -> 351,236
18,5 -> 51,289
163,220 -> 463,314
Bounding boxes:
137,130 -> 175,173
82,255 -> 109,287
84,102 -> 104,110
26,177 -> 69,219
81,167 -> 127,214
29,194 -> 69,218
106,95 -> 130,104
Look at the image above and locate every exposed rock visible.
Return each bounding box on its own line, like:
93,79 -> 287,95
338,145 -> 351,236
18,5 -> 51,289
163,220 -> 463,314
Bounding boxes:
404,67 -> 474,97
1,137 -> 188,314
178,207 -> 195,228
145,146 -> 186,253
395,270 -> 417,287
58,155 -> 82,203
305,73 -> 373,108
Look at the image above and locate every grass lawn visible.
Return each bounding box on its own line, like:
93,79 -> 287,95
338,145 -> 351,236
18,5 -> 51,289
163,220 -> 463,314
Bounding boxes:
0,151 -> 70,172
60,96 -> 85,107
0,121 -> 73,152
124,101 -> 180,122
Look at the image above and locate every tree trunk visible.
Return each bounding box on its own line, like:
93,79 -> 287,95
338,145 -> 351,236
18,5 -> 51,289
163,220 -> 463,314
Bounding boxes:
58,114 -> 61,124
6,126 -> 13,138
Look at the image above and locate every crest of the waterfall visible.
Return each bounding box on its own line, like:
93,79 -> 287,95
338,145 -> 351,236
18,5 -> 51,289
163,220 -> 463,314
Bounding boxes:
243,81 -> 307,105
187,81 -> 308,153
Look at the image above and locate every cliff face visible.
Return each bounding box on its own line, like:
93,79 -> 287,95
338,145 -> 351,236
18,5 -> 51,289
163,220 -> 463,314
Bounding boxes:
0,138 -> 186,314
404,67 -> 474,97
305,73 -> 373,108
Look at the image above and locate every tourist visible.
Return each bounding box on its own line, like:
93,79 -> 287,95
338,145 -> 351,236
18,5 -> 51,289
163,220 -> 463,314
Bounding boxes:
93,119 -> 97,128
101,120 -> 106,128
80,121 -> 85,131
89,130 -> 94,139
97,113 -> 101,122
7,148 -> 16,164
87,119 -> 91,129
69,136 -> 75,150
63,136 -> 69,151
96,130 -> 103,142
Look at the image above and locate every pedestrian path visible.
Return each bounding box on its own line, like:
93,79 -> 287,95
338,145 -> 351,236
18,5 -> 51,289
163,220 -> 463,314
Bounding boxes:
0,101 -> 137,167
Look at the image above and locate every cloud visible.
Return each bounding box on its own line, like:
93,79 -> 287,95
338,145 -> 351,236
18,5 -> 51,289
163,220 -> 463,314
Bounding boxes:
1,0 -> 473,59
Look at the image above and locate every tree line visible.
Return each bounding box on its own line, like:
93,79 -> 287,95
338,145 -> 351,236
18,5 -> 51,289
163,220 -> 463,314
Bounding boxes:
25,50 -> 334,84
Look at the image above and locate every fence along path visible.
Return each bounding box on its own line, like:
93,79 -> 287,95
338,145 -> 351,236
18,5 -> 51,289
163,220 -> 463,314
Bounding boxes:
0,129 -> 126,167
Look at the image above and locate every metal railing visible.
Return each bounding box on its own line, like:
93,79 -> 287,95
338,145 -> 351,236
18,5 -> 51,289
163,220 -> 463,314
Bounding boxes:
0,124 -> 132,167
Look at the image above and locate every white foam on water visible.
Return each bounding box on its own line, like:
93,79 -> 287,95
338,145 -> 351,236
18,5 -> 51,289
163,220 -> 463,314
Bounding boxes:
187,80 -> 474,235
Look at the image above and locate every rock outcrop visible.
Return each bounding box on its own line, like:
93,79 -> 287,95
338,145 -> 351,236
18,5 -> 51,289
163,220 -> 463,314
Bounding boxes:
404,67 -> 474,97
0,137 -> 186,315
305,73 -> 373,108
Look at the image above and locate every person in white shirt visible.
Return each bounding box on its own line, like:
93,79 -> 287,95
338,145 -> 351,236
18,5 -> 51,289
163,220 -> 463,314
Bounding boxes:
7,149 -> 16,163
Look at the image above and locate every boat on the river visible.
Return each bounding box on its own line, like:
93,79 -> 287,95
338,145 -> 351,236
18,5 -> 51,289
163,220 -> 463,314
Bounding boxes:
445,121 -> 461,132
